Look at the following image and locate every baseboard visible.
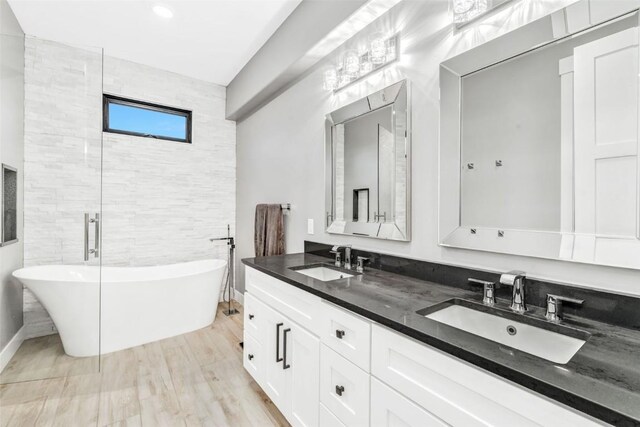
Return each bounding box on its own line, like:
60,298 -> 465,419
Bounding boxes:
0,326 -> 25,373
233,290 -> 244,305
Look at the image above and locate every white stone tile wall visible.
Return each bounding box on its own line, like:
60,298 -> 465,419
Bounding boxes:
23,37 -> 236,338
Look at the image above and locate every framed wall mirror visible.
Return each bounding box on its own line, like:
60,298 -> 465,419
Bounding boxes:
325,80 -> 410,241
440,0 -> 640,269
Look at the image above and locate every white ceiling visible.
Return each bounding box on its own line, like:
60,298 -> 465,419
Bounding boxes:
7,0 -> 302,86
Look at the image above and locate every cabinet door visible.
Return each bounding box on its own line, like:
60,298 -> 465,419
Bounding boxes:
371,377 -> 448,427
287,320 -> 320,427
262,301 -> 290,412
244,292 -> 268,342
320,344 -> 370,427
319,301 -> 371,372
243,333 -> 265,388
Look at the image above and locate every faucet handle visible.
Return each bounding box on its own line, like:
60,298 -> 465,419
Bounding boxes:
468,278 -> 496,306
468,278 -> 495,287
356,256 -> 369,272
329,250 -> 342,267
545,294 -> 584,322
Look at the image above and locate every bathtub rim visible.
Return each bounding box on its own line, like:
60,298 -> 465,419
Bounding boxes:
13,258 -> 227,284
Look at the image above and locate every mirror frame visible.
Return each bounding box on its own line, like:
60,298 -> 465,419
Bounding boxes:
439,0 -> 640,269
325,79 -> 411,241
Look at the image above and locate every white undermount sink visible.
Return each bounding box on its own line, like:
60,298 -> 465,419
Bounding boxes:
293,266 -> 353,281
423,302 -> 588,364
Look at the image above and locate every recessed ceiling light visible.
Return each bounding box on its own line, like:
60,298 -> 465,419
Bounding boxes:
153,4 -> 173,19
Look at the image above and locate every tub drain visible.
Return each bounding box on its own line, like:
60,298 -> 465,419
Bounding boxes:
506,325 -> 517,336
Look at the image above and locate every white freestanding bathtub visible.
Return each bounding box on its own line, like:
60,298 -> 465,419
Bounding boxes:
13,259 -> 226,357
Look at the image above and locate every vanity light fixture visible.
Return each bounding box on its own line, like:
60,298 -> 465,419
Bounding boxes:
153,4 -> 174,19
323,34 -> 399,92
452,0 -> 512,27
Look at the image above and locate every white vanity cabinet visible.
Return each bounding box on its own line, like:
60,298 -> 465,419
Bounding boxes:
243,267 -> 605,427
244,282 -> 320,427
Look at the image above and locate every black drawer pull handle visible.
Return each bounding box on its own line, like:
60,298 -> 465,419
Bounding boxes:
335,385 -> 345,396
276,323 -> 284,362
283,328 -> 291,370
248,354 -> 254,360
249,314 -> 254,320
336,329 -> 345,339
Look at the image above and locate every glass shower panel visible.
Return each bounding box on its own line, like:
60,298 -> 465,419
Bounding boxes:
0,35 -> 103,384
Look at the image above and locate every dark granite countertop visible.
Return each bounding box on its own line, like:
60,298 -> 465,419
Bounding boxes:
242,253 -> 640,426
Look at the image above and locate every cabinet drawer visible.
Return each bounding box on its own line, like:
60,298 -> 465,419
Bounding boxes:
244,292 -> 268,342
372,325 -> 601,427
319,403 -> 346,427
243,333 -> 264,388
246,267 -> 322,335
320,301 -> 371,372
320,344 -> 369,427
371,377 -> 448,427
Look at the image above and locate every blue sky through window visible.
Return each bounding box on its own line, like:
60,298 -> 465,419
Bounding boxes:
108,103 -> 187,140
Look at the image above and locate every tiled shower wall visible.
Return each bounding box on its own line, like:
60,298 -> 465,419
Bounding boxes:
23,37 -> 236,338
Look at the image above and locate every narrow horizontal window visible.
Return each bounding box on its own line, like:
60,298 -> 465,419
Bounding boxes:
103,95 -> 192,143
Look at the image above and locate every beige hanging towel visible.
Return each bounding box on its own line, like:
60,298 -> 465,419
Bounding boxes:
254,204 -> 285,257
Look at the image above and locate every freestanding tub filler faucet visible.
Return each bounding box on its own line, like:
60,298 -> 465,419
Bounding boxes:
210,224 -> 238,316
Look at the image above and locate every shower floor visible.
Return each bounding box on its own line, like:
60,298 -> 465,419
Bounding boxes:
0,303 -> 289,426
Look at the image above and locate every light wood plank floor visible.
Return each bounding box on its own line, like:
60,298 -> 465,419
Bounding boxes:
0,304 -> 290,427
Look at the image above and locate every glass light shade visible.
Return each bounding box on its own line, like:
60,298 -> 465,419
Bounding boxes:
453,0 -> 488,24
323,69 -> 338,91
386,37 -> 397,62
369,33 -> 387,65
453,0 -> 475,13
338,73 -> 351,88
343,50 -> 360,78
360,60 -> 373,75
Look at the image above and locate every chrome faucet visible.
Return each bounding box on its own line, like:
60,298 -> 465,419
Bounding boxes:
545,294 -> 584,323
330,245 -> 352,268
499,271 -> 527,313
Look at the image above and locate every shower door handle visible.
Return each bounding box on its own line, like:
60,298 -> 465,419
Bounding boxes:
84,213 -> 100,261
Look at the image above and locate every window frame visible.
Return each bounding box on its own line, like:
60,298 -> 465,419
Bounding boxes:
103,94 -> 192,144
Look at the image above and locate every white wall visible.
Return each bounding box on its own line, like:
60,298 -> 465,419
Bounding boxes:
236,0 -> 640,296
23,37 -> 235,338
0,0 -> 25,352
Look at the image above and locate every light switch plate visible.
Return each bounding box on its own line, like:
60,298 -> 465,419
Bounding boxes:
307,219 -> 314,234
